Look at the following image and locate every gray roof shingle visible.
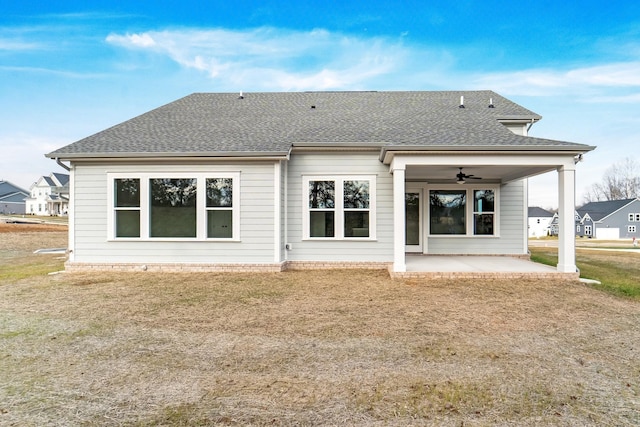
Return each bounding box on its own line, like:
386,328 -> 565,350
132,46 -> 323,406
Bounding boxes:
47,91 -> 593,158
577,198 -> 638,221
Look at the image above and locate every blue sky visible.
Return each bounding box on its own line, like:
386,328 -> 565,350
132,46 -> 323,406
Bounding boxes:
1,1 -> 639,208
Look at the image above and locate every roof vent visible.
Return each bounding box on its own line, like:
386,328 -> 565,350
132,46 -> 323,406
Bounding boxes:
459,95 -> 465,108
310,105 -> 316,109
488,97 -> 495,108
238,91 -> 244,99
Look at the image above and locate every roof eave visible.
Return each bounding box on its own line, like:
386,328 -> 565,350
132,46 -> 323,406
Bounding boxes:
45,150 -> 291,161
379,144 -> 597,163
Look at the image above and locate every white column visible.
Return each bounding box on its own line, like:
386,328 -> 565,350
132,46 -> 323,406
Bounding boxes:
557,165 -> 577,273
392,165 -> 406,272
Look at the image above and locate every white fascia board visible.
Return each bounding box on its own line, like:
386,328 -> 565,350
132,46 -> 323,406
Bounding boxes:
45,151 -> 290,160
380,145 -> 596,164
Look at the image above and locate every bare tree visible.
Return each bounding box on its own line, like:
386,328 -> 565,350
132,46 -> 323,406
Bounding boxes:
583,157 -> 640,202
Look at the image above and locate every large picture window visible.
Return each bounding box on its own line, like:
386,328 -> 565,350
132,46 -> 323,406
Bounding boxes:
429,190 -> 466,235
150,178 -> 197,238
304,176 -> 375,240
429,187 -> 498,236
109,173 -> 239,240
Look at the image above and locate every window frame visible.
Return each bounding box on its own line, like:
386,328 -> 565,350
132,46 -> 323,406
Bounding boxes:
584,225 -> 592,235
629,225 -> 637,233
107,172 -> 240,241
302,175 -> 376,240
426,185 -> 500,237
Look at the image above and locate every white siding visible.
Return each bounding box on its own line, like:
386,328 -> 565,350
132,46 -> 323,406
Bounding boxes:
72,162 -> 277,264
286,151 -> 394,262
426,181 -> 527,255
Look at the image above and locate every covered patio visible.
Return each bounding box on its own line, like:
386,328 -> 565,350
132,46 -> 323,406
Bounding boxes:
383,150 -> 593,276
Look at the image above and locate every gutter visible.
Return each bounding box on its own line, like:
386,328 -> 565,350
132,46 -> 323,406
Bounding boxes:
379,144 -> 597,163
55,157 -> 71,171
45,150 -> 291,161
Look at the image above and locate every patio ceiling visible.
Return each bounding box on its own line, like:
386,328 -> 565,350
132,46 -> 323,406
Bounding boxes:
405,164 -> 557,184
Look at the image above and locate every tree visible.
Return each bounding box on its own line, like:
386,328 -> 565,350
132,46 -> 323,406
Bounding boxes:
583,157 -> 640,202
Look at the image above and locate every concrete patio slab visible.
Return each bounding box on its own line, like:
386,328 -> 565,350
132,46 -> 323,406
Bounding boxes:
390,255 -> 579,280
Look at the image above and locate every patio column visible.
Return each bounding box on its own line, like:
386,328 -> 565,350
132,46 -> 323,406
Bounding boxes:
392,164 -> 406,272
557,164 -> 577,273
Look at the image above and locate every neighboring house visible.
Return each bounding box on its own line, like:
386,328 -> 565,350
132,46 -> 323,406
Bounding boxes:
576,198 -> 640,239
24,172 -> 70,215
528,207 -> 554,238
0,180 -> 29,215
46,91 -> 595,274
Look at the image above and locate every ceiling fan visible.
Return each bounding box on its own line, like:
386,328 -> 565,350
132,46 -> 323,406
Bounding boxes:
456,168 -> 482,184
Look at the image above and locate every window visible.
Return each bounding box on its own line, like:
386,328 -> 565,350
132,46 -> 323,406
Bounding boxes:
430,190 -> 466,235
114,178 -> 140,237
585,225 -> 592,235
150,178 -> 196,237
206,178 -> 233,238
428,187 -> 498,236
576,225 -> 581,233
304,176 -> 375,239
473,190 -> 494,235
629,213 -> 634,222
109,173 -> 239,240
636,213 -> 640,222
629,225 -> 637,233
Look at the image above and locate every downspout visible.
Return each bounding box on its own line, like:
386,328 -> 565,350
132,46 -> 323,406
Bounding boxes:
55,158 -> 70,171
526,118 -> 535,134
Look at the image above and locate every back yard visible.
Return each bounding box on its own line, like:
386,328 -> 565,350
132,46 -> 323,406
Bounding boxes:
1,224 -> 639,426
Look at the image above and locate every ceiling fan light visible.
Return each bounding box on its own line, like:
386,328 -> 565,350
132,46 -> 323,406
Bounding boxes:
457,179 -> 465,184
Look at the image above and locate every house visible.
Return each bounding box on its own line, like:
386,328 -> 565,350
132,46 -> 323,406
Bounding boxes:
0,180 -> 29,215
576,198 -> 640,239
45,91 -> 595,275
528,206 -> 554,238
24,172 -> 70,216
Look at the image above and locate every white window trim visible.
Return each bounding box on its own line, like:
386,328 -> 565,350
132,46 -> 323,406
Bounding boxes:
107,172 -> 240,241
629,225 -> 637,233
302,175 -> 376,240
426,184 -> 500,237
584,225 -> 592,235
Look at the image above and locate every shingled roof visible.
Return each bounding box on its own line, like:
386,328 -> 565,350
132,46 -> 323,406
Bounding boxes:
47,90 -> 594,159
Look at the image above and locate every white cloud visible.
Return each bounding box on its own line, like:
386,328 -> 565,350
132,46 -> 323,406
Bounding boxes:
0,38 -> 41,51
105,28 -> 407,90
473,62 -> 640,97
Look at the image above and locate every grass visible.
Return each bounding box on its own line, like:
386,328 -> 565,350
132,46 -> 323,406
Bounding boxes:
1,226 -> 639,426
529,246 -> 640,299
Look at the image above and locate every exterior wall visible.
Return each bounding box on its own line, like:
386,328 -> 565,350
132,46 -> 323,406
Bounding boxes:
528,216 -> 552,237
0,197 -> 27,214
70,161 -> 278,265
577,216 -> 594,238
427,181 -> 527,255
285,151 -> 394,262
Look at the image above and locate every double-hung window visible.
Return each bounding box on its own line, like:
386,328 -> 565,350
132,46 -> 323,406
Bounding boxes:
114,178 -> 141,237
428,187 -> 498,236
304,176 -> 375,239
109,173 -> 239,240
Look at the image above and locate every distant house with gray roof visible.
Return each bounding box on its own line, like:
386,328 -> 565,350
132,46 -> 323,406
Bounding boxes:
24,172 -> 69,215
0,181 -> 29,214
46,91 -> 595,275
528,206 -> 554,238
575,198 -> 640,239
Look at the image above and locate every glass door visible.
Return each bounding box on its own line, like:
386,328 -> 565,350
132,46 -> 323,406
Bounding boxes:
405,189 -> 422,252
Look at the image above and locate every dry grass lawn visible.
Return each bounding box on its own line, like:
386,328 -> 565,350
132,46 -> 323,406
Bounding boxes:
1,225 -> 639,426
